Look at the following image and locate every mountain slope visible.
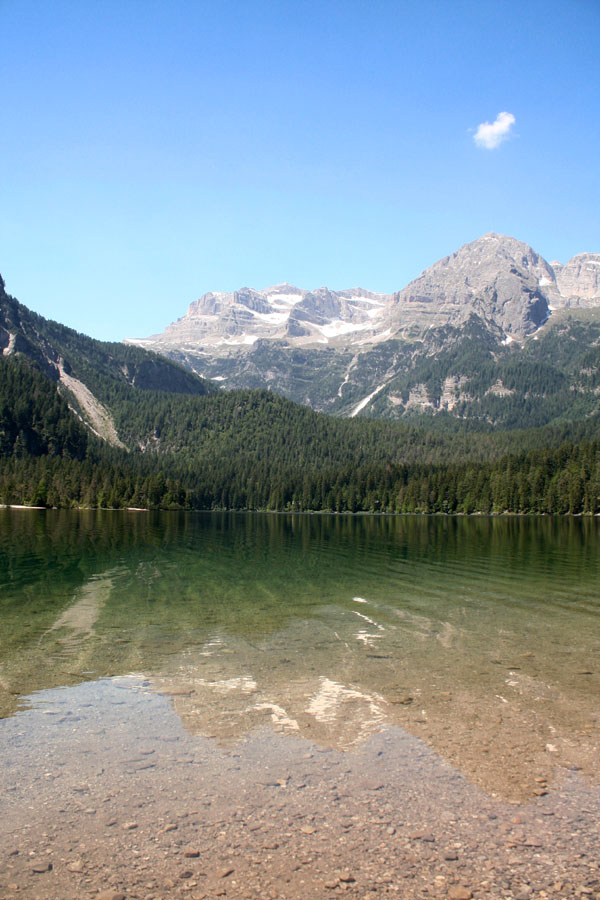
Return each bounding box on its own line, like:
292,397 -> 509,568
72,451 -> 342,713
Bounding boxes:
390,232 -> 555,338
0,275 -> 214,446
127,234 -> 600,425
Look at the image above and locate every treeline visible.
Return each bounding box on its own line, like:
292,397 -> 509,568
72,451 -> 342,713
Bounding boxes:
0,454 -> 190,510
1,354 -> 599,515
1,439 -> 598,515
173,439 -> 600,515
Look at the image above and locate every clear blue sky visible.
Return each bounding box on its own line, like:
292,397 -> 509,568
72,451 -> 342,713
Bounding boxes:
1,0 -> 599,340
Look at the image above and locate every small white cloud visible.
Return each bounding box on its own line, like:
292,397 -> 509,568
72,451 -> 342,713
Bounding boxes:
473,111 -> 515,150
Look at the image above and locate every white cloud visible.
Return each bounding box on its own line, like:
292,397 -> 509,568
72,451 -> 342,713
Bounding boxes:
473,111 -> 516,150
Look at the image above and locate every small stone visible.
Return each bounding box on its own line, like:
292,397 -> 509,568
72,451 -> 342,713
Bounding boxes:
448,888 -> 472,900
180,870 -> 194,880
160,823 -> 178,833
31,861 -> 53,873
97,892 -> 125,900
301,825 -> 316,834
444,851 -> 459,861
325,880 -> 339,890
67,859 -> 85,873
184,849 -> 201,858
263,842 -> 279,850
217,867 -> 234,879
122,822 -> 138,830
339,872 -> 355,883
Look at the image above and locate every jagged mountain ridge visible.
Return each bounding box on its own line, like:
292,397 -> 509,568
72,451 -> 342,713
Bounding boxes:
127,234 -> 600,423
139,283 -> 392,350
130,234 -> 600,354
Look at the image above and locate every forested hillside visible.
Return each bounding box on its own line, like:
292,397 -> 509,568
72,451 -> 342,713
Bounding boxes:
1,355 -> 599,514
1,279 -> 599,515
0,275 -> 213,404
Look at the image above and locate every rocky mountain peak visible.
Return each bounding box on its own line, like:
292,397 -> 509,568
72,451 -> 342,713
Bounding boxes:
128,233 -> 599,357
390,233 -> 557,339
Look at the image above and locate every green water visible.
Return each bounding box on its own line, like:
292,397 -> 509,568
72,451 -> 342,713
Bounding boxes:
1,510 -> 599,777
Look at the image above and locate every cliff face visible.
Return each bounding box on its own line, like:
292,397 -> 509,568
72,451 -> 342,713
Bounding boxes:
124,233 -> 600,422
552,253 -> 600,307
390,233 -> 558,339
133,234 -> 600,357
141,283 -> 391,350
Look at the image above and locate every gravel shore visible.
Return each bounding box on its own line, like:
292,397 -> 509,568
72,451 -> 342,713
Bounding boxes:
1,678 -> 599,900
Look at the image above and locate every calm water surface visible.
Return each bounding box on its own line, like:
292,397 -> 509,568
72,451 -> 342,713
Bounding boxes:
1,509 -> 598,794
1,510 -> 600,899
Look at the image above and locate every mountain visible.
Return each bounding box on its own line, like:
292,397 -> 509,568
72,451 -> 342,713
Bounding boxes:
127,234 -> 600,426
0,275 -> 214,447
389,232 -> 556,338
1,273 -> 599,515
135,283 -> 392,350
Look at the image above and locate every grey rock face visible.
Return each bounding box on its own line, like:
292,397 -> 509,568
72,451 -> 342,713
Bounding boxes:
132,233 -> 600,355
138,283 -> 390,350
125,233 -> 600,420
391,233 -> 558,338
552,253 -> 600,307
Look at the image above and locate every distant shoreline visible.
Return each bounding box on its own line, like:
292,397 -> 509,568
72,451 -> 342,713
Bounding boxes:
1,505 -> 599,517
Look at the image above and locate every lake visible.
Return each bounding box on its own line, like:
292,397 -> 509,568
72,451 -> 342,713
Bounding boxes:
1,510 -> 599,900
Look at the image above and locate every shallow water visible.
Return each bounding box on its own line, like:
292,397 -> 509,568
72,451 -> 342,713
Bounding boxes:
1,510 -> 599,899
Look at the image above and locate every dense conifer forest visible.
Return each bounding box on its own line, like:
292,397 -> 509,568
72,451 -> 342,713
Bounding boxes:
1,354 -> 599,515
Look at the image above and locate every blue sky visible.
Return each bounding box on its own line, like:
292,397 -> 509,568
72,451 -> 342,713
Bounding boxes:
1,0 -> 599,340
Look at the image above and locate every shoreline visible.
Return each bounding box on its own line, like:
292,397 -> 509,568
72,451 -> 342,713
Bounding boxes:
1,504 -> 599,518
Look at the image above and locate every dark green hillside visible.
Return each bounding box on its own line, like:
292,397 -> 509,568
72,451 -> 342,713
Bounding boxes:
0,275 -> 214,402
365,315 -> 600,427
0,356 -> 89,460
1,352 -> 599,514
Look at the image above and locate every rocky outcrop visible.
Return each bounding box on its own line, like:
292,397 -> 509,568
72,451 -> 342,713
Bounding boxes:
134,234 -> 600,359
125,233 -> 600,421
551,253 -> 600,307
391,233 -> 557,339
138,283 -> 390,350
